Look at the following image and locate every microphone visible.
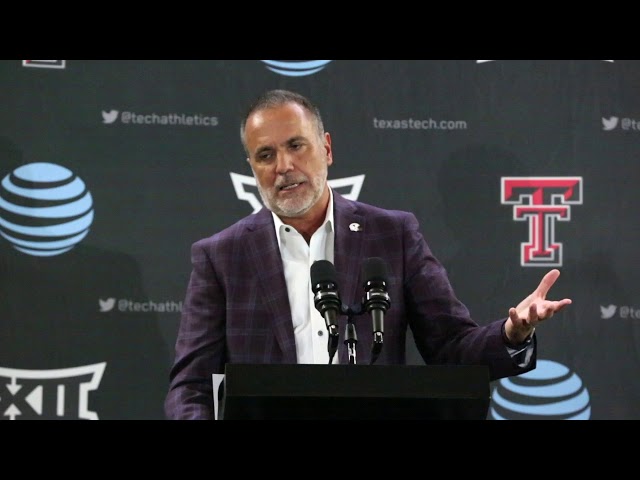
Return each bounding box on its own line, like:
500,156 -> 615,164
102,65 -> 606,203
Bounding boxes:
310,260 -> 342,363
361,257 -> 391,364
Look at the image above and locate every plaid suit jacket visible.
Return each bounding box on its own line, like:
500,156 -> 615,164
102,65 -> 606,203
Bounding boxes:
164,192 -> 535,419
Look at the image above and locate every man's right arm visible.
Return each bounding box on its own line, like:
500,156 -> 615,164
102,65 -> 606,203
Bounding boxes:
165,239 -> 227,420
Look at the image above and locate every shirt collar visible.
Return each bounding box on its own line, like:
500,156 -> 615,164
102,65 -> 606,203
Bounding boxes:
272,187 -> 335,240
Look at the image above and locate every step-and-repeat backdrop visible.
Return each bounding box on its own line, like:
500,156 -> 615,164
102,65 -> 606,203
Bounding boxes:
1,60 -> 638,420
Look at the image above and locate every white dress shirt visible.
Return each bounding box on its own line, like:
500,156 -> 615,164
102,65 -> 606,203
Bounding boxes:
272,188 -> 337,365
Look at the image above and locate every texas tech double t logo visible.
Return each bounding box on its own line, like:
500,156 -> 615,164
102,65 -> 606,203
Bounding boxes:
501,177 -> 583,267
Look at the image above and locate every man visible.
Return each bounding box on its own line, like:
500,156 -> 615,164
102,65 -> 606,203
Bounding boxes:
164,89 -> 572,420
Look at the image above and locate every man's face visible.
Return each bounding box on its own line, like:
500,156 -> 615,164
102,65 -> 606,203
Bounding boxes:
244,102 -> 333,219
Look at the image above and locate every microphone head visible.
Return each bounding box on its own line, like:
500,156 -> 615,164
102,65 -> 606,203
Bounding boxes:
310,260 -> 338,293
361,257 -> 388,287
362,257 -> 391,315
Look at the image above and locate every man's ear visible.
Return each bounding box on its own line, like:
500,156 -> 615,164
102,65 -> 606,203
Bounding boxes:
325,132 -> 333,166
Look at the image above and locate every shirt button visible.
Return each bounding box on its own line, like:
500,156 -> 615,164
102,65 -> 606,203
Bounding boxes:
317,330 -> 324,336
285,227 -> 291,232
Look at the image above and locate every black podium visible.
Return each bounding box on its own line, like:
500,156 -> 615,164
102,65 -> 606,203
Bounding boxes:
216,363 -> 490,420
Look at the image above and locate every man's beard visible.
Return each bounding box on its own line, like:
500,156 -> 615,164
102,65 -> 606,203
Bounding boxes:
255,165 -> 327,218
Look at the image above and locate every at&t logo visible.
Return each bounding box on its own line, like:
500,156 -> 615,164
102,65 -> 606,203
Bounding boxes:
22,60 -> 66,69
489,359 -> 590,420
260,60 -> 332,77
0,162 -> 95,256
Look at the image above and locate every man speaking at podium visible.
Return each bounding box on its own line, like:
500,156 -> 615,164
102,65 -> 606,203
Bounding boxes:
164,89 -> 572,420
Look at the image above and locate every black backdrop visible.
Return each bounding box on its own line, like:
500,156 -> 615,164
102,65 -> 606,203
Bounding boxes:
1,60 -> 638,420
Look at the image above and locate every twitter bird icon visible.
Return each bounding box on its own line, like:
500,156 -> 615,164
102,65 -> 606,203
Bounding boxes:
602,116 -> 619,131
102,110 -> 119,124
99,298 -> 117,312
600,304 -> 617,319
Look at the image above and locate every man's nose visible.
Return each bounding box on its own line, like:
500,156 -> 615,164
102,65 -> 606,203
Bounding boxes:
275,152 -> 294,174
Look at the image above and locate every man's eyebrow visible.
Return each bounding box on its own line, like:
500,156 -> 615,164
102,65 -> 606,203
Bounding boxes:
254,145 -> 273,156
285,135 -> 306,144
254,136 -> 307,156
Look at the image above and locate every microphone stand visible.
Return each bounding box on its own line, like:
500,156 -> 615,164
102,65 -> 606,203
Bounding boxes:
326,299 -> 387,366
339,302 -> 386,365
341,303 -> 362,365
345,316 -> 358,365
327,325 -> 339,364
370,331 -> 383,365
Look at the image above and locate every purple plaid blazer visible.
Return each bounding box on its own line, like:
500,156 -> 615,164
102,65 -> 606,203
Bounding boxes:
164,192 -> 535,419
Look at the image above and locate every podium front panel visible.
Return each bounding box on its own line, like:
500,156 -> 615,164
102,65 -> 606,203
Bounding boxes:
219,364 -> 490,420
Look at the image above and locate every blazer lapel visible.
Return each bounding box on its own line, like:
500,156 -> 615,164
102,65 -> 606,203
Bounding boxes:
245,209 -> 297,363
332,193 -> 366,364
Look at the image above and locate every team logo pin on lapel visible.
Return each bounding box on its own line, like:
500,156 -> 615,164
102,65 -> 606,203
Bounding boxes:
349,223 -> 362,232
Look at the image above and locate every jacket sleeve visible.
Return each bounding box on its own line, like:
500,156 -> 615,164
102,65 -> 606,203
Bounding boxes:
164,239 -> 228,420
401,212 -> 536,381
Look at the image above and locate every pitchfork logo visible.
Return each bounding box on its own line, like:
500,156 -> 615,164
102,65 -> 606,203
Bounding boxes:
230,173 -> 366,213
0,363 -> 106,420
501,177 -> 583,267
